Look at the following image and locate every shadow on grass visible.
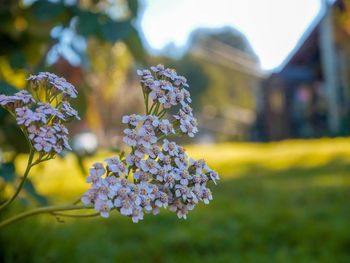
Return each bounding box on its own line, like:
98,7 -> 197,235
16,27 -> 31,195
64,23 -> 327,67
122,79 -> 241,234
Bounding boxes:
1,157 -> 350,263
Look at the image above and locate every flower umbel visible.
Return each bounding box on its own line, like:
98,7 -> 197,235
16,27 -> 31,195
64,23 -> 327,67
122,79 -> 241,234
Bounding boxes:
0,72 -> 79,158
82,65 -> 219,222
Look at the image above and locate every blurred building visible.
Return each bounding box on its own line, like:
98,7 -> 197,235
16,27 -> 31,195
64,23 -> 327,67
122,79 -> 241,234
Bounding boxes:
179,27 -> 265,142
256,0 -> 350,141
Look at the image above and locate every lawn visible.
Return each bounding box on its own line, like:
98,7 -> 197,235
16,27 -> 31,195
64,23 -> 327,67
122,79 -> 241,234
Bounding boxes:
1,138 -> 350,263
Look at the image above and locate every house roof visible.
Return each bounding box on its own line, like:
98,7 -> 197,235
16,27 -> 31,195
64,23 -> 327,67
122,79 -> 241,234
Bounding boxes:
272,0 -> 347,74
273,6 -> 327,74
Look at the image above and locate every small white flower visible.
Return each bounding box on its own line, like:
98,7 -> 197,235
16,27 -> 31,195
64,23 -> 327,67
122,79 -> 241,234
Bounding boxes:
94,199 -> 113,218
163,139 -> 179,156
123,128 -> 138,146
140,158 -> 159,174
122,114 -> 144,126
131,208 -> 144,223
88,162 -> 106,179
15,107 -> 38,126
105,156 -> 127,176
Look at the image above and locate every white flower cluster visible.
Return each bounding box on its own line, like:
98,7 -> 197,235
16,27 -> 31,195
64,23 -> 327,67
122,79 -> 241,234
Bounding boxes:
82,65 -> 219,222
0,72 -> 79,155
138,64 -> 198,137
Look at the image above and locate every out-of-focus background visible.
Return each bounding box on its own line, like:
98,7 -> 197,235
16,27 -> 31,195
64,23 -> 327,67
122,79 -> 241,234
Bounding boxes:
0,0 -> 350,262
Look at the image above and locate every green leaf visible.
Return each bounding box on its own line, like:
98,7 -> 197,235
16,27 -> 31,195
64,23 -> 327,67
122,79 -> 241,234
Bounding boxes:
0,81 -> 18,124
127,0 -> 139,18
0,162 -> 16,182
24,179 -> 48,205
75,11 -> 100,37
0,80 -> 18,95
31,1 -> 65,21
9,51 -> 26,69
101,19 -> 132,43
124,26 -> 146,63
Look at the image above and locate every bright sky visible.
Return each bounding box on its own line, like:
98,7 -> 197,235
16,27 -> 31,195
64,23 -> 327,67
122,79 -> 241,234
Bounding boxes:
140,0 -> 322,71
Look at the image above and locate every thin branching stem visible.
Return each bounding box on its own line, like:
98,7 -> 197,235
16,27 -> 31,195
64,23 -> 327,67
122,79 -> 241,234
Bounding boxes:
0,149 -> 35,212
0,204 -> 92,228
158,109 -> 167,119
148,102 -> 157,115
153,103 -> 160,115
50,211 -> 99,218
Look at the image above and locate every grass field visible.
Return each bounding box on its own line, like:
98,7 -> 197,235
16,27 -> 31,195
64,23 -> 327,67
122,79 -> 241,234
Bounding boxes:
1,138 -> 350,262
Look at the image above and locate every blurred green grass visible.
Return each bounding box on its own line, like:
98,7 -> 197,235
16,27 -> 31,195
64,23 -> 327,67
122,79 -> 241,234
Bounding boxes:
1,138 -> 350,263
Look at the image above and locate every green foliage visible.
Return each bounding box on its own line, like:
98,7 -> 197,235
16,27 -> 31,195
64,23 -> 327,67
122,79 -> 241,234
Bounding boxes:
1,139 -> 350,262
22,179 -> 48,206
0,0 -> 146,153
0,163 -> 15,183
0,80 -> 29,153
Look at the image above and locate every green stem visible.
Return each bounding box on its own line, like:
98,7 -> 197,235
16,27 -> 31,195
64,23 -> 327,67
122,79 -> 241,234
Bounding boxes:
50,211 -> 99,218
153,103 -> 160,115
145,93 -> 149,114
0,149 -> 35,212
158,129 -> 181,141
148,102 -> 156,115
0,204 -> 92,228
158,109 -> 167,119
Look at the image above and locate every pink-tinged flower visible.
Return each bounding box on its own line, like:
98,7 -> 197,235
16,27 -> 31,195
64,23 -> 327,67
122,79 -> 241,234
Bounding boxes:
174,153 -> 188,170
163,173 -> 176,188
94,199 -> 113,218
15,90 -> 36,104
138,132 -> 157,149
144,115 -> 160,128
158,153 -> 172,171
169,199 -> 189,219
126,154 -> 141,168
174,169 -> 192,186
49,74 -> 78,98
105,156 -> 127,176
174,75 -> 189,87
0,91 -> 35,110
61,101 -> 80,120
175,184 -> 192,201
140,197 -> 153,212
134,145 -> 146,158
27,125 -> 40,140
122,114 -> 144,126
140,158 -> 159,174
123,128 -> 138,146
155,191 -> 168,208
36,103 -> 65,122
155,167 -> 167,182
158,119 -> 174,135
207,170 -> 220,185
137,69 -> 152,78
133,170 -> 151,182
15,107 -> 38,126
150,64 -> 165,74
147,145 -> 160,159
118,197 -> 134,216
162,68 -> 177,80
33,137 -> 53,153
163,139 -> 179,156
138,124 -> 155,138
179,118 -> 197,137
200,187 -> 213,204
189,159 -> 206,173
131,208 -> 144,223
88,162 -> 106,179
81,188 -> 98,205
28,72 -> 78,98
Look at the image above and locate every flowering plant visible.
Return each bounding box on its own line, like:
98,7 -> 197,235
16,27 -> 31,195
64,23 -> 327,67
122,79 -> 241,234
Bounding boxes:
0,65 -> 218,227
